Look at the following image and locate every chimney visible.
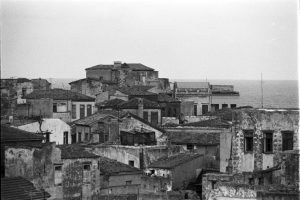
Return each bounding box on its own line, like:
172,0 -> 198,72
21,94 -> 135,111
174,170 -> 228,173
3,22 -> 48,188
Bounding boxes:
114,61 -> 122,68
137,98 -> 144,118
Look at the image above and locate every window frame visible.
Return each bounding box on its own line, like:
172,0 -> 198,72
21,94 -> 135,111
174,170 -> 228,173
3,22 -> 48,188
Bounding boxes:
243,130 -> 254,153
281,131 -> 294,151
263,131 -> 274,153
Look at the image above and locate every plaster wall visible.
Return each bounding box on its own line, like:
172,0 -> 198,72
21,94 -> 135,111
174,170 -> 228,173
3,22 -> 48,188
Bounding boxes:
71,101 -> 96,122
17,118 -> 71,145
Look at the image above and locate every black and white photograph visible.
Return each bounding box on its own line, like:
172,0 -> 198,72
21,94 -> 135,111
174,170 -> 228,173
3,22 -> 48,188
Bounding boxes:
0,0 -> 299,199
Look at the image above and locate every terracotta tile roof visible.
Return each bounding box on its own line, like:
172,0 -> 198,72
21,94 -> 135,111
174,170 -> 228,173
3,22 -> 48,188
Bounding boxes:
1,125 -> 44,143
97,98 -> 125,109
71,111 -> 118,126
99,156 -> 141,175
117,86 -> 156,96
149,153 -> 202,169
1,177 -> 51,200
167,131 -> 220,145
24,89 -> 95,101
85,63 -> 154,71
157,93 -> 180,103
122,112 -> 166,133
119,98 -> 160,109
57,144 -> 100,159
68,78 -> 117,85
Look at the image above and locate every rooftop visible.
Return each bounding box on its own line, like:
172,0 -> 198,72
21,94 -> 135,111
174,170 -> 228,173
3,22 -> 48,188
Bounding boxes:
117,85 -> 156,96
149,153 -> 202,169
68,77 -> 117,85
1,125 -> 44,143
122,112 -> 166,133
157,93 -> 180,103
85,63 -> 155,71
71,111 -> 118,126
1,177 -> 51,200
99,156 -> 141,175
119,98 -> 161,109
166,131 -> 220,145
97,98 -> 126,109
24,88 -> 95,101
176,82 -> 209,89
57,144 -> 100,159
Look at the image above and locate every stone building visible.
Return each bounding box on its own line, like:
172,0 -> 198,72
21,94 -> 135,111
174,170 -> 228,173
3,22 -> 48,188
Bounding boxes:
23,89 -> 96,122
2,127 -> 101,200
202,108 -> 300,200
99,156 -> 171,199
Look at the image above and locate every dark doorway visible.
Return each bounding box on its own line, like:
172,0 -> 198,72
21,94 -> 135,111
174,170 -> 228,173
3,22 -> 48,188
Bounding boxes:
202,105 -> 208,115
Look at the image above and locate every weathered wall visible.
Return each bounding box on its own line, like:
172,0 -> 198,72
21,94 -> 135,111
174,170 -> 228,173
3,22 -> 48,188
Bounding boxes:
71,101 -> 96,122
180,101 -> 194,116
16,98 -> 53,118
120,116 -> 166,145
17,118 -> 71,145
179,96 -> 211,116
231,110 -> 299,174
211,95 -> 239,109
220,131 -> 232,173
86,69 -> 112,81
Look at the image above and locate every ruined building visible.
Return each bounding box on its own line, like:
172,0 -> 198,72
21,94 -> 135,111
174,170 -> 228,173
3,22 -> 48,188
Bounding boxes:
202,108 -> 300,200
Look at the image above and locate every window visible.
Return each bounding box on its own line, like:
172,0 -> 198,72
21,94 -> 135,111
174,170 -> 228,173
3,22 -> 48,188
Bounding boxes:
128,160 -> 134,167
83,164 -> 90,171
126,181 -> 132,185
72,104 -> 76,119
87,105 -> 92,116
78,132 -> 82,142
104,134 -> 109,142
54,164 -> 62,186
193,105 -> 197,116
202,104 -> 208,115
45,132 -> 50,143
173,108 -> 177,117
57,103 -> 67,112
212,104 -> 219,111
258,177 -> 264,185
230,104 -> 237,108
244,130 -> 254,152
222,104 -> 228,109
211,181 -> 217,189
80,105 -> 85,118
53,103 -> 57,112
63,131 -> 68,144
249,178 -> 254,185
161,108 -> 165,117
85,133 -> 89,141
282,131 -> 294,151
187,144 -> 194,150
263,131 -> 273,153
151,112 -> 158,125
143,111 -> 148,121
22,88 -> 26,97
71,134 -> 76,144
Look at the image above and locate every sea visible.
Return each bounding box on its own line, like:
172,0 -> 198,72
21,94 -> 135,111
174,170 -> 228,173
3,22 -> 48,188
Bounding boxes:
48,78 -> 299,109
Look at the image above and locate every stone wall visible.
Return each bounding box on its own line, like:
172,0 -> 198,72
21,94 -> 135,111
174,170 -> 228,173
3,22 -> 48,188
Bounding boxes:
231,110 -> 299,174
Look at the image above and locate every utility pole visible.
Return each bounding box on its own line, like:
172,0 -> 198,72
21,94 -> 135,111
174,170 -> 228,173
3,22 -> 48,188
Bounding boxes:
261,73 -> 264,108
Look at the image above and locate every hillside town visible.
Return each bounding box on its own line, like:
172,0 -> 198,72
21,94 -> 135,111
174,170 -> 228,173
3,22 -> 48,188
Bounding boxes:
1,61 -> 299,200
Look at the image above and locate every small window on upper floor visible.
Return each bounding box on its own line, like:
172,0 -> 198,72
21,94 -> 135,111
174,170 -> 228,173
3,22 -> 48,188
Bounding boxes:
83,164 -> 90,171
263,131 -> 273,153
282,131 -> 294,151
126,180 -> 132,185
128,160 -> 134,167
244,130 -> 254,152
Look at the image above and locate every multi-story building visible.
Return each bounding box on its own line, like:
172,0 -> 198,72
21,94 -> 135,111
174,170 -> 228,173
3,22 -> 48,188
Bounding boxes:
23,89 -> 96,122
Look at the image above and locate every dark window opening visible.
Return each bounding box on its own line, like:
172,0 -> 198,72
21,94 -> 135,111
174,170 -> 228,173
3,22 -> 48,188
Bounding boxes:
264,131 -> 273,153
173,108 -> 177,117
80,104 -> 85,119
193,105 -> 197,116
258,177 -> 264,185
128,160 -> 134,167
244,130 -> 254,152
212,104 -> 219,111
53,103 -> 57,112
282,131 -> 294,151
71,134 -> 76,144
55,166 -> 62,171
184,193 -> 189,199
22,88 -> 26,97
85,133 -> 89,141
87,104 -> 92,116
249,178 -> 254,185
230,104 -> 236,108
83,164 -> 90,171
143,111 -> 148,121
126,181 -> 132,185
78,132 -> 82,142
202,104 -> 208,115
150,170 -> 155,175
187,144 -> 194,150
63,131 -> 68,144
211,181 -> 217,189
151,111 -> 158,125
45,132 -> 50,143
72,104 -> 76,119
222,104 -> 228,109
104,134 -> 108,142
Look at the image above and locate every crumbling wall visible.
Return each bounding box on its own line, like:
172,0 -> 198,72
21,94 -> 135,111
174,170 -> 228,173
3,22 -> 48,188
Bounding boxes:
231,110 -> 299,174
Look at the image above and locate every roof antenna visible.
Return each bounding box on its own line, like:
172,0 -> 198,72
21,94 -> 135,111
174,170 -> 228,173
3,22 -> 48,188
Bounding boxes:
261,73 -> 264,108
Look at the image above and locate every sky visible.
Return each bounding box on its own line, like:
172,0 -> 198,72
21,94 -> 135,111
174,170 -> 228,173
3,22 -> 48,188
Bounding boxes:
1,0 -> 298,80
